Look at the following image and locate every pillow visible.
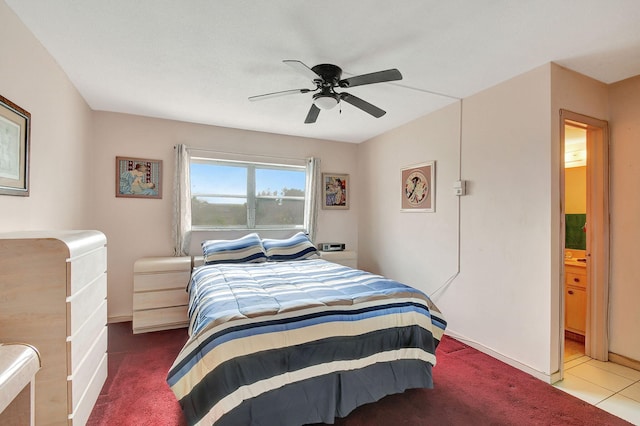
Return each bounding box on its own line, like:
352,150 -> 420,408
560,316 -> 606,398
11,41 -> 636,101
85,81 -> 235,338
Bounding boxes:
262,232 -> 319,261
201,233 -> 267,265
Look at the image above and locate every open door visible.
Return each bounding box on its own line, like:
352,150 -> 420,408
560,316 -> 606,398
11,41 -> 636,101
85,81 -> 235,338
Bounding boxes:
560,109 -> 609,362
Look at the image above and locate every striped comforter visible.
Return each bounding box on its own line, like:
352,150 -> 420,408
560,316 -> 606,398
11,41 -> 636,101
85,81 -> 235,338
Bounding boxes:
167,259 -> 446,426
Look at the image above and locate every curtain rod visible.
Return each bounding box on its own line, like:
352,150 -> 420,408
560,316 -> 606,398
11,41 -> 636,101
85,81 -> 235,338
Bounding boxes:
173,144 -> 311,163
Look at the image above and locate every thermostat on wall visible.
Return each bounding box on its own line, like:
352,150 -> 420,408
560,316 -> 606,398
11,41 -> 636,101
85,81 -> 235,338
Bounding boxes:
453,180 -> 467,196
318,242 -> 345,252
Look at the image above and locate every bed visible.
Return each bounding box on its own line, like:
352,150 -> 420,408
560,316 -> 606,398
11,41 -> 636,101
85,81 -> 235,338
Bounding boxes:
167,233 -> 446,426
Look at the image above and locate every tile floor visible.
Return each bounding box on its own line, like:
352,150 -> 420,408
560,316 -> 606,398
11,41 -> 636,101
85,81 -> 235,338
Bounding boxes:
554,339 -> 640,425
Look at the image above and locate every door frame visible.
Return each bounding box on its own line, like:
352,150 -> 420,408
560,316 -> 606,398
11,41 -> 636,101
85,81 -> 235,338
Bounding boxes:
560,109 -> 610,362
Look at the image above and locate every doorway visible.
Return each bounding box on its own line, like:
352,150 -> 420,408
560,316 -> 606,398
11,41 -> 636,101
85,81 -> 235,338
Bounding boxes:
560,109 -> 610,366
563,122 -> 587,361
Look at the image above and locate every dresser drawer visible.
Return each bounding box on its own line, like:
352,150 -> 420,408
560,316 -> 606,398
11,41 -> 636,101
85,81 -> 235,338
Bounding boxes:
68,300 -> 107,373
67,274 -> 107,336
68,327 -> 107,410
68,246 -> 107,295
134,271 -> 190,292
133,306 -> 189,333
68,326 -> 107,424
133,288 -> 189,311
565,271 -> 586,289
70,352 -> 107,426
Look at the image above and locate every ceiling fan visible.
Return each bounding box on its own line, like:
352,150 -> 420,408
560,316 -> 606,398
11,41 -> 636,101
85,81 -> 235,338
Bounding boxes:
248,60 -> 403,124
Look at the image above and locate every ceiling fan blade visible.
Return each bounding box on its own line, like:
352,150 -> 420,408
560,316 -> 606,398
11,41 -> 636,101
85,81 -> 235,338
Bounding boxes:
284,60 -> 322,81
339,68 -> 402,88
304,104 -> 321,124
248,88 -> 311,101
340,93 -> 386,118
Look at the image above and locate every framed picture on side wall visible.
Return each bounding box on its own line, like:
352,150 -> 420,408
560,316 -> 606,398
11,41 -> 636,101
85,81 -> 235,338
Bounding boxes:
401,161 -> 435,212
116,156 -> 162,199
0,95 -> 31,196
322,173 -> 349,209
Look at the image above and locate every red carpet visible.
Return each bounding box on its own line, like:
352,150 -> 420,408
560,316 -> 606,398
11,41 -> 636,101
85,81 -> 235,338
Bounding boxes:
88,323 -> 631,425
87,323 -> 188,426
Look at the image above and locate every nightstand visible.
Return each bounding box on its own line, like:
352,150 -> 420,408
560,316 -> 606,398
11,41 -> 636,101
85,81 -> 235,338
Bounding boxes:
133,256 -> 192,334
318,250 -> 358,268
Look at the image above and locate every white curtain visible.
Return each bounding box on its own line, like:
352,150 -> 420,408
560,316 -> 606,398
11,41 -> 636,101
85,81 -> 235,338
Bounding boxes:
173,144 -> 192,256
304,157 -> 320,242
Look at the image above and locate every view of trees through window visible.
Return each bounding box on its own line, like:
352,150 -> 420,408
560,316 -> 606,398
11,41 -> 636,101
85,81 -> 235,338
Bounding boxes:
190,159 -> 306,229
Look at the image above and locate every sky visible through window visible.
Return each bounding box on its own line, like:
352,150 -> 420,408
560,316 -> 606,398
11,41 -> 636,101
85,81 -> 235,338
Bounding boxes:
191,163 -> 305,204
256,168 -> 305,194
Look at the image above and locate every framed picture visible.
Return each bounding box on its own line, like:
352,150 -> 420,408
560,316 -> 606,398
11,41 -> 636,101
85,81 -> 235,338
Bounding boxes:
322,173 -> 349,210
116,156 -> 162,199
0,95 -> 31,196
401,161 -> 435,212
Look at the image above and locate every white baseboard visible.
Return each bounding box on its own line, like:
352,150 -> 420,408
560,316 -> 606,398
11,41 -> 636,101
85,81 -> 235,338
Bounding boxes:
444,329 -> 554,384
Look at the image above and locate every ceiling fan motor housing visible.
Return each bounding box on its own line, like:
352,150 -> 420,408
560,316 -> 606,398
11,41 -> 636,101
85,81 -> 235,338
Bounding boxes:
311,64 -> 343,86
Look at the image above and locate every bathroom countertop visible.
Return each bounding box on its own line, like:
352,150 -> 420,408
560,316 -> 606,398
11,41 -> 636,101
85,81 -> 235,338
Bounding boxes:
565,258 -> 587,268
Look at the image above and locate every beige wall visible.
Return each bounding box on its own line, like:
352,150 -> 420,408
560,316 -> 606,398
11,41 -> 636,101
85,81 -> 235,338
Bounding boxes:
359,65 -> 557,379
0,2 -> 93,231
359,64 -> 639,379
357,102 -> 461,285
90,112 -> 360,319
459,64 -> 555,376
609,75 -> 640,361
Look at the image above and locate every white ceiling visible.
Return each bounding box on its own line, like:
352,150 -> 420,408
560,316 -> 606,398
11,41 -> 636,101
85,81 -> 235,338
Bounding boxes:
6,0 -> 640,143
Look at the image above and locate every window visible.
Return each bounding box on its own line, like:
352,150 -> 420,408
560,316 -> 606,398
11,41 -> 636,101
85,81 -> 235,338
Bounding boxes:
190,158 -> 307,230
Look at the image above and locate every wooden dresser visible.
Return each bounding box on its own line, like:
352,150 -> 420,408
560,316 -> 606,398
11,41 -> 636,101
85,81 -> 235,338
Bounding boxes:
0,230 -> 108,426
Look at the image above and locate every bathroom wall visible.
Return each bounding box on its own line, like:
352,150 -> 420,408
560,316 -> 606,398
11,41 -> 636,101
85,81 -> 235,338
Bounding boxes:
565,166 -> 586,250
564,166 -> 586,213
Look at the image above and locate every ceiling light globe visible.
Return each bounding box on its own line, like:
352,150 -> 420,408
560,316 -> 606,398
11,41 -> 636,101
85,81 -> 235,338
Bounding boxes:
314,95 -> 339,110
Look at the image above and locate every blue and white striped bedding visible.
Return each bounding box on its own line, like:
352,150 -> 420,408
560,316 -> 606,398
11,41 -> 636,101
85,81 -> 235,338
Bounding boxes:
167,258 -> 446,426
201,233 -> 268,265
261,232 -> 320,261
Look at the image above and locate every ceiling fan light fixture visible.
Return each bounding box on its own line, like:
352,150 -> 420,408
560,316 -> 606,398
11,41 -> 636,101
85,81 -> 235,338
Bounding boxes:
313,94 -> 339,110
